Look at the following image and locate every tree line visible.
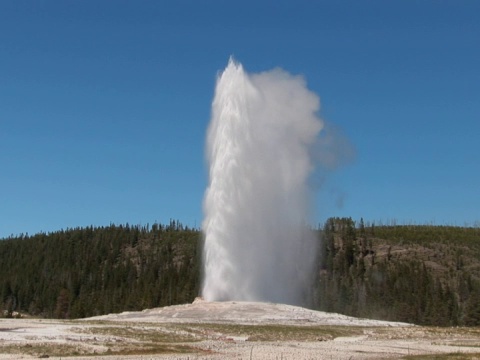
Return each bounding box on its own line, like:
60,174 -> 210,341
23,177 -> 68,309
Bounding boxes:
1,218 -> 479,325
0,221 -> 200,319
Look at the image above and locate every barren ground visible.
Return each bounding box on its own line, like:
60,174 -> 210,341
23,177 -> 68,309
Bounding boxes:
1,300 -> 480,359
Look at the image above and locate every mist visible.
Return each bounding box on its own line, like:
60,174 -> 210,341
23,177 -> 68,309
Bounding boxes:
201,58 -> 324,305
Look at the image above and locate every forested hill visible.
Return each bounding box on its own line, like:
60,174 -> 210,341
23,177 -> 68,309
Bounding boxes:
0,221 -> 200,319
1,219 -> 480,326
315,218 -> 480,326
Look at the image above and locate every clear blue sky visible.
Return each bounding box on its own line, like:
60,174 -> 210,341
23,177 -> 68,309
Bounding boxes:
1,1 -> 479,238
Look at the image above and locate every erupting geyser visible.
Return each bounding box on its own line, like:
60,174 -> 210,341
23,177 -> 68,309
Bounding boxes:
202,58 -> 323,305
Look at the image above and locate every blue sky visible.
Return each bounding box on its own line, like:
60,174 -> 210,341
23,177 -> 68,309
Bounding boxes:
1,1 -> 479,238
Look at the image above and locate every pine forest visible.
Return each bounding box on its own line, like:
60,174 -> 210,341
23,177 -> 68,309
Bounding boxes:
1,218 -> 479,326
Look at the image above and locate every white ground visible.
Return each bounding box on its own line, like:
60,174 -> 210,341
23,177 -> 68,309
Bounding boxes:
88,298 -> 411,326
1,299 -> 479,359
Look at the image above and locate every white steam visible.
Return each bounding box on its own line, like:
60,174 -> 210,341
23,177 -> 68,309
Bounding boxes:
201,58 -> 323,305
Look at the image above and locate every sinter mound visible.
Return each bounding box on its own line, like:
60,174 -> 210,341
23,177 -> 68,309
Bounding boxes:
87,297 -> 411,327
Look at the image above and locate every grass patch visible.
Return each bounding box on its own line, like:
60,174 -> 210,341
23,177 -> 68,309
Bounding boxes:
102,343 -> 197,356
372,326 -> 480,341
174,323 -> 365,342
79,321 -> 367,342
402,353 -> 480,360
78,324 -> 198,343
72,324 -> 201,356
0,343 -> 88,357
1,341 -> 198,358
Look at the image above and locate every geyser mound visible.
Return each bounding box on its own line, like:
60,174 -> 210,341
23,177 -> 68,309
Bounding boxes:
86,299 -> 411,327
202,58 -> 324,306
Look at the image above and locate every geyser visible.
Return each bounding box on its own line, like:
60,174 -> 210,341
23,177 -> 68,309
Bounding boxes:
202,58 -> 323,305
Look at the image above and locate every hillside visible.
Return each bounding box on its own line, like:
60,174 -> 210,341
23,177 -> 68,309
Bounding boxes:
315,218 -> 480,326
1,218 -> 479,326
0,221 -> 200,319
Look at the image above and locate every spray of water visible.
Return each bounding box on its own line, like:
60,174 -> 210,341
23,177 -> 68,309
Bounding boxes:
201,58 -> 324,305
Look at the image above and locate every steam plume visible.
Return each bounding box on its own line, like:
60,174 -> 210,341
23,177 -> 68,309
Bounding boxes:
202,58 -> 323,305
